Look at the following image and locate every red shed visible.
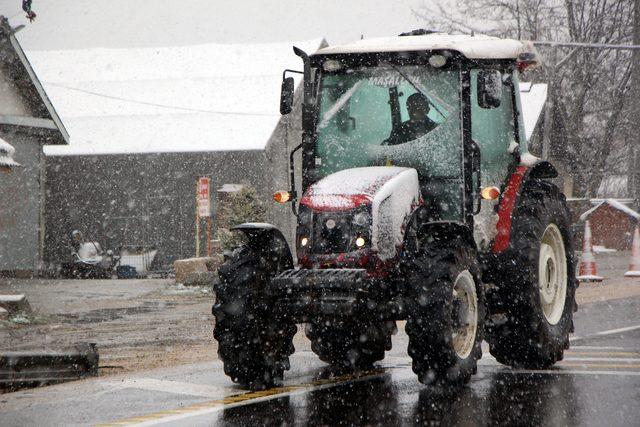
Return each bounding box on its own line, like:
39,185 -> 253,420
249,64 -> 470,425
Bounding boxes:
580,200 -> 640,251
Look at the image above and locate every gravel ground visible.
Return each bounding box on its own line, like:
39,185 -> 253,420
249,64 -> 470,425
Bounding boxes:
0,279 -> 217,374
1,250 -> 638,377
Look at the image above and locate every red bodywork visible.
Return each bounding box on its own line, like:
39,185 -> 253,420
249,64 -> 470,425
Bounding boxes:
492,166 -> 529,253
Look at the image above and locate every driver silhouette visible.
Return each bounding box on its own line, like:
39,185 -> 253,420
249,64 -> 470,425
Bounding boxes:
387,93 -> 437,145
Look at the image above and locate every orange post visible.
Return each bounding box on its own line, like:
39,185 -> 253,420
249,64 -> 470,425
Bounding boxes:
625,225 -> 640,278
577,220 -> 603,282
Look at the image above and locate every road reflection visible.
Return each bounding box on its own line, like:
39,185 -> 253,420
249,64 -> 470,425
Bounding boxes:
412,387 -> 483,425
303,375 -> 399,425
485,372 -> 579,426
216,367 -> 579,426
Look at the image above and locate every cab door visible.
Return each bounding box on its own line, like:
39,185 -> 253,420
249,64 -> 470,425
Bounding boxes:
470,69 -> 517,249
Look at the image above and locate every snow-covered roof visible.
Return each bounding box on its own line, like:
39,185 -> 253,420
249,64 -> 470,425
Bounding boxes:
315,33 -> 537,60
519,82 -> 548,141
580,199 -> 640,221
27,39 -> 324,156
0,137 -> 21,168
0,17 -> 69,145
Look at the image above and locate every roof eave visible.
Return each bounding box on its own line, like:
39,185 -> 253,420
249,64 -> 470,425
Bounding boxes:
1,17 -> 70,145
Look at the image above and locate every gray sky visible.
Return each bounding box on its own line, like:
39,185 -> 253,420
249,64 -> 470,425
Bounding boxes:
0,0 -> 425,50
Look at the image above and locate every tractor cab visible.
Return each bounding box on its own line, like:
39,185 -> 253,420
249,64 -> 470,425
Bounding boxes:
280,32 -> 541,264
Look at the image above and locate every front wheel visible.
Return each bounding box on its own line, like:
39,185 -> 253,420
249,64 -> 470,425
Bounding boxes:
305,320 -> 396,370
405,239 -> 485,389
213,246 -> 296,390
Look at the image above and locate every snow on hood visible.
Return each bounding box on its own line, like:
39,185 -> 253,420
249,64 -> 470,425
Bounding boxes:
301,166 -> 412,211
302,166 -> 421,260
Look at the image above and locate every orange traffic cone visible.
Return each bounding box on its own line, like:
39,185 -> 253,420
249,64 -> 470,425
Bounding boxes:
624,225 -> 640,278
577,220 -> 603,282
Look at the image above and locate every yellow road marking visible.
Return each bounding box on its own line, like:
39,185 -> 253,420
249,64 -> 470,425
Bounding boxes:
97,369 -> 385,426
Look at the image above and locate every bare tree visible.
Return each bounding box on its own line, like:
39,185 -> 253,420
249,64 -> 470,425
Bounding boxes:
414,0 -> 635,198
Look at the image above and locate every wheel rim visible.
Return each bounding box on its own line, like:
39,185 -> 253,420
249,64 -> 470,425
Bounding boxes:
539,223 -> 567,325
452,270 -> 478,359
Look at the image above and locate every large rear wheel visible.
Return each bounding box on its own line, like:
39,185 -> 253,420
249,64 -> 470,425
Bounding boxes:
486,180 -> 577,368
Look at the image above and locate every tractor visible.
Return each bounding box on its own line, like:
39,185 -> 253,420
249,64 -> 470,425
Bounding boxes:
212,30 -> 577,390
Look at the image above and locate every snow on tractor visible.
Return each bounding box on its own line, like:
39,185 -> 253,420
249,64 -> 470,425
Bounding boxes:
212,30 -> 577,391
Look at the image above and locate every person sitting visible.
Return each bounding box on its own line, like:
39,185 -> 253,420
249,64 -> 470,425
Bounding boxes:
386,93 -> 437,145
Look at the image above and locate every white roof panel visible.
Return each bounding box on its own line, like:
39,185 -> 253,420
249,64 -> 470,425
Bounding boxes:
315,33 -> 534,60
519,83 -> 548,140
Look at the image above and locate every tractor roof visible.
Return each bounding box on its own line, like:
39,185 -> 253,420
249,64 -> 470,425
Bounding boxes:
315,33 -> 538,62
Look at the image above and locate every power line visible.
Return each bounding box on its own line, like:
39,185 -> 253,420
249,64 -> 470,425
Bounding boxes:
45,81 -> 276,117
533,41 -> 640,50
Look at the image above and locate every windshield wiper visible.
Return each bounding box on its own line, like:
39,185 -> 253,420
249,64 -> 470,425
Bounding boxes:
386,62 -> 448,119
317,81 -> 363,130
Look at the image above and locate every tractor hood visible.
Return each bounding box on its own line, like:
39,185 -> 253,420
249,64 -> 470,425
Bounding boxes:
301,167 -> 421,260
301,167 -> 418,211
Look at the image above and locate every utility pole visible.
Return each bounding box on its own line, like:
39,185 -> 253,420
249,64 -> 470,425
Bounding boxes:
632,0 -> 640,211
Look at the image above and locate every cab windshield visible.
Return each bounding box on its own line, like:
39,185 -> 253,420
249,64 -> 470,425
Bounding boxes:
315,65 -> 462,180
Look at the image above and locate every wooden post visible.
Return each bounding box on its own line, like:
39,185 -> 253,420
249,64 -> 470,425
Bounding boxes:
195,179 -> 200,258
206,216 -> 212,257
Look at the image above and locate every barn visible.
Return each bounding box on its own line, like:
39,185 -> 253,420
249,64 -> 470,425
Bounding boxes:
580,199 -> 640,251
26,38 -> 324,271
0,16 -> 69,275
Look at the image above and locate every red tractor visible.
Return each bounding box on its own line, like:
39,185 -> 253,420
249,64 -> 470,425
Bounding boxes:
213,30 -> 577,391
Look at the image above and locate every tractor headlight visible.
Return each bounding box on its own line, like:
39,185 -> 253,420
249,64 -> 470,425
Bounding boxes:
297,205 -> 312,253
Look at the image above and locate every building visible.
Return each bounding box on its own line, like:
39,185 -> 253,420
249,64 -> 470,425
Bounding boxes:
0,16 -> 69,275
27,39 -> 324,270
580,199 -> 640,250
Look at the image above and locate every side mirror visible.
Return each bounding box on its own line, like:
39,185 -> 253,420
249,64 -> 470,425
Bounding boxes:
477,70 -> 502,109
280,76 -> 295,115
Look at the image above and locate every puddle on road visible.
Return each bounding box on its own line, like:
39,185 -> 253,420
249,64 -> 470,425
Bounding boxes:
56,301 -> 177,324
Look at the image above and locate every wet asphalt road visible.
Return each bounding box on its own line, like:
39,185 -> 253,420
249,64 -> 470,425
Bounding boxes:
1,296 -> 639,426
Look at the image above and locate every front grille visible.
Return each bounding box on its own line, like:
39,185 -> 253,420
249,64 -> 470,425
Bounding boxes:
271,268 -> 366,293
311,212 -> 352,254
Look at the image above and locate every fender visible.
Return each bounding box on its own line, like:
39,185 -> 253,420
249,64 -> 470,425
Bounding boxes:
491,161 -> 559,253
231,223 -> 294,271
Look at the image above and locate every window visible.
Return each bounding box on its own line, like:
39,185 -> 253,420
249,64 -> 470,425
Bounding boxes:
470,69 -> 516,186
